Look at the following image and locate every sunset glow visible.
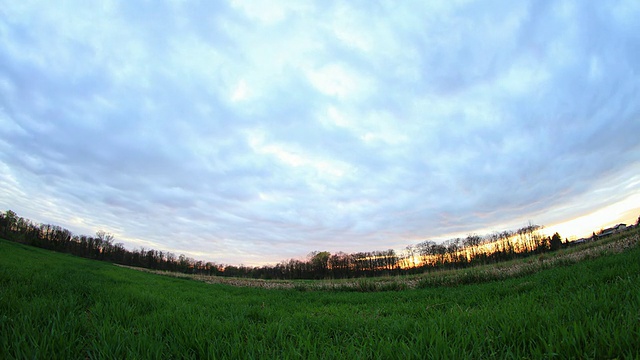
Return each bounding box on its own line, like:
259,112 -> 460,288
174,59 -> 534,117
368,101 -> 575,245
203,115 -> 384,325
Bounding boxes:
543,194 -> 640,240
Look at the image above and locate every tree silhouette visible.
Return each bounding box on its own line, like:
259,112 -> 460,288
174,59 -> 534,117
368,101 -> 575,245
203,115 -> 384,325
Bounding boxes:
308,251 -> 330,278
550,232 -> 562,251
4,209 -> 633,281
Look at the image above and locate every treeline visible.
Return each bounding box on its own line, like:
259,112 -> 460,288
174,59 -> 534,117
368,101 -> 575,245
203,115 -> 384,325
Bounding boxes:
0,210 -> 222,275
2,209 -> 632,280
224,249 -> 402,279
244,224 -> 564,279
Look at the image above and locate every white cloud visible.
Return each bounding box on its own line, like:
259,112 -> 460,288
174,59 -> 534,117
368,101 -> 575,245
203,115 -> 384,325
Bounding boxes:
230,0 -> 310,25
306,62 -> 374,100
0,0 -> 638,265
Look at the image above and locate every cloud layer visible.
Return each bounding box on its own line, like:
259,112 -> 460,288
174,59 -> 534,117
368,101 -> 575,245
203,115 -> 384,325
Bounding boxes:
1,1 -> 639,264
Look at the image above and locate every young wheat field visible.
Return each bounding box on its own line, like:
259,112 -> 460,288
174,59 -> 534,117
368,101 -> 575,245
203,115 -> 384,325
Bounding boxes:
1,235 -> 639,359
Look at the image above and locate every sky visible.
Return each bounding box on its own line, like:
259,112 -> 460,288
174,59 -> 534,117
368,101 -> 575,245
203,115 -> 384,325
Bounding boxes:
1,1 -> 639,266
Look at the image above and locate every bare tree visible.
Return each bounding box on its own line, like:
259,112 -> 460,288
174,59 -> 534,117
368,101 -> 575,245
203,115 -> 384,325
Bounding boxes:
96,230 -> 114,246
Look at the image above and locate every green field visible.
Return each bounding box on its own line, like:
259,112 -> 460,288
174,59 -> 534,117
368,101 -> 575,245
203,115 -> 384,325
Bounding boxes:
1,238 -> 639,359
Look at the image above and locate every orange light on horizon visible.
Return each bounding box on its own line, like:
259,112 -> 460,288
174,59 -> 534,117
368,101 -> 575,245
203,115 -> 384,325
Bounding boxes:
542,194 -> 640,240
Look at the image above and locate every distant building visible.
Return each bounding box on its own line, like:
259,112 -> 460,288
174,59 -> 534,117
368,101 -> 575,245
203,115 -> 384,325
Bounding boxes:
568,238 -> 588,247
594,224 -> 627,239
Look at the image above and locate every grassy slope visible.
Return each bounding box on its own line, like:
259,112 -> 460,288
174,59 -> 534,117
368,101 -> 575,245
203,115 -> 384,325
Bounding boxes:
1,238 -> 639,359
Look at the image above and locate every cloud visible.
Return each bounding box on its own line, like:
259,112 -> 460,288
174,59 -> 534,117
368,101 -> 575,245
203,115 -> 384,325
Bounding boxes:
1,0 -> 639,265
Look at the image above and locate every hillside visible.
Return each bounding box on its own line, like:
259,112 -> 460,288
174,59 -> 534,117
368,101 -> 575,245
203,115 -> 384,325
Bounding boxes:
1,237 -> 639,358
